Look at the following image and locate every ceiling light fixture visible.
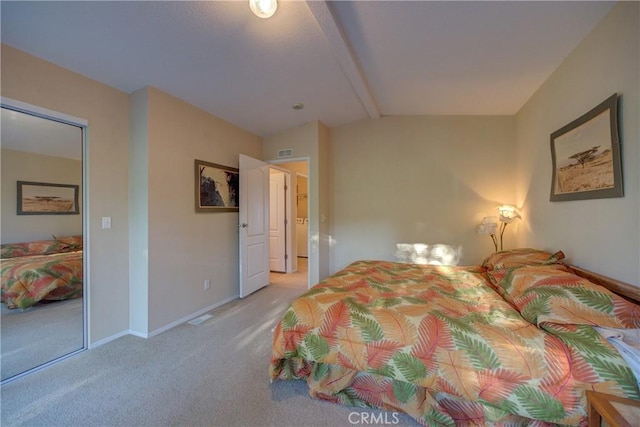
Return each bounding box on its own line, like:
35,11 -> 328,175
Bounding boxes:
249,0 -> 278,19
292,103 -> 304,110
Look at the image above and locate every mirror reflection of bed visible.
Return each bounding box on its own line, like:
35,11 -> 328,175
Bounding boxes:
0,106 -> 85,382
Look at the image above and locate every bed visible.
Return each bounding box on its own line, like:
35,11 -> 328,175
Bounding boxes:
269,249 -> 640,426
0,235 -> 83,310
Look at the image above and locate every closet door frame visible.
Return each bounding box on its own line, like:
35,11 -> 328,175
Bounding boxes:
1,96 -> 89,384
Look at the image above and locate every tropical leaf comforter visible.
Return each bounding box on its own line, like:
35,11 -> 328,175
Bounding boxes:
1,250 -> 83,310
269,260 -> 640,426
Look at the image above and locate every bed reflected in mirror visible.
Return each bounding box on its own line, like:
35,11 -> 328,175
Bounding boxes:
0,106 -> 85,382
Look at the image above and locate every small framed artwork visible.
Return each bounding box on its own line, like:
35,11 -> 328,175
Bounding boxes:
195,159 -> 239,212
550,93 -> 623,202
17,181 -> 80,215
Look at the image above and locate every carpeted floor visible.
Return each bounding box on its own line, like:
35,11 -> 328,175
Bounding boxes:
0,279 -> 419,427
269,257 -> 308,289
1,298 -> 84,380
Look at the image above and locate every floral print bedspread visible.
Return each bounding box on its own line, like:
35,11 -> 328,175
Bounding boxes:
1,250 -> 83,310
269,260 -> 639,426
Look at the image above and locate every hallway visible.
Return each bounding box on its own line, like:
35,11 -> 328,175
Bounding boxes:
269,257 -> 308,289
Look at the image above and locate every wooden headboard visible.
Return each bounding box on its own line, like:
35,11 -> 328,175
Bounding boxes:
568,265 -> 640,304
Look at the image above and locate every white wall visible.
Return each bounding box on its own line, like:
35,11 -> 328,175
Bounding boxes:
329,116 -> 516,272
1,149 -> 82,243
129,88 -> 149,334
2,45 -> 131,344
515,2 -> 639,285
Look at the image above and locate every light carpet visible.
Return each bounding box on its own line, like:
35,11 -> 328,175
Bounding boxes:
1,298 -> 84,380
0,283 -> 418,427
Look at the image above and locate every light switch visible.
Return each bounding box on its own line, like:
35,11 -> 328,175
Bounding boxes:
101,216 -> 111,229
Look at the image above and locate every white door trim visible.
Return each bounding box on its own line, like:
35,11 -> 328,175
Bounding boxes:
269,165 -> 293,273
268,158 -> 312,288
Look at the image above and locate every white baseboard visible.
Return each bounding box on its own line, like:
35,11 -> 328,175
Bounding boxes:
128,329 -> 149,339
89,295 -> 239,347
89,330 -> 131,349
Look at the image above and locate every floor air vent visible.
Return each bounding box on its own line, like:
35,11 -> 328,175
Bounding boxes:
188,313 -> 213,325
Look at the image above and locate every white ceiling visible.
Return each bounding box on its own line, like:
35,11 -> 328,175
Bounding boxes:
1,1 -> 615,138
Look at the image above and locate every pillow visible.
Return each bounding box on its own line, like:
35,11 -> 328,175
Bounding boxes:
0,236 -> 82,259
0,242 -> 30,259
486,265 -> 640,329
482,248 -> 565,270
52,235 -> 83,251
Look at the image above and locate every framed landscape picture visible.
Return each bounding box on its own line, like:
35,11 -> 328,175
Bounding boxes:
195,159 -> 239,212
17,181 -> 79,215
550,93 -> 623,202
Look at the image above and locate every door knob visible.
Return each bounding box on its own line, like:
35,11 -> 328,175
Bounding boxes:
241,223 -> 248,228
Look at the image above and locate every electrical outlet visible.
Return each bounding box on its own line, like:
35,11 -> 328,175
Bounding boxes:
204,279 -> 210,290
101,216 -> 111,229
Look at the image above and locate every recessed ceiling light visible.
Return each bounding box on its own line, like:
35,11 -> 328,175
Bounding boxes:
292,103 -> 304,110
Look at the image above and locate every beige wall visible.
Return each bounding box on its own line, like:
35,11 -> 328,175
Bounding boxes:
297,175 -> 308,219
318,122 -> 331,280
329,116 -> 516,271
2,46 -> 264,340
1,149 -> 82,243
144,87 -> 262,333
515,2 -> 640,285
1,45 -> 130,344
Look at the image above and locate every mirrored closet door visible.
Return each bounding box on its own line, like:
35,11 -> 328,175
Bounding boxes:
1,105 -> 86,382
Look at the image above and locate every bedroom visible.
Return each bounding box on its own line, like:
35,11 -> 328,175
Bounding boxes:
1,0 -> 639,425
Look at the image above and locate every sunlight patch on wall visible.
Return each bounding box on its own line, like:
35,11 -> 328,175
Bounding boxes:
395,243 -> 461,266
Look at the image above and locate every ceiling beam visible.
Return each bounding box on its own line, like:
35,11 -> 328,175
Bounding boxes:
306,1 -> 380,119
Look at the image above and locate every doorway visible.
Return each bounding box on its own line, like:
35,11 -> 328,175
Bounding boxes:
268,160 -> 309,290
0,100 -> 87,383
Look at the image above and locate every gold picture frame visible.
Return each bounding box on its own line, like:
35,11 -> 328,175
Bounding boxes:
194,159 -> 239,212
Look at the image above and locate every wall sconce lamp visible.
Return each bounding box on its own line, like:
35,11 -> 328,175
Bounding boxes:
249,0 -> 278,18
478,205 -> 522,252
497,205 -> 522,251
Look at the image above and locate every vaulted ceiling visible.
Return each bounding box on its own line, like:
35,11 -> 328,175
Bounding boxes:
1,1 -> 615,137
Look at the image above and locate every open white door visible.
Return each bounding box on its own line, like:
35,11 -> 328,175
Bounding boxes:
239,154 -> 270,298
269,170 -> 287,272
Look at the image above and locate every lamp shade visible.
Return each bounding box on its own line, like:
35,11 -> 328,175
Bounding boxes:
249,0 -> 278,18
478,216 -> 498,235
498,205 -> 521,223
